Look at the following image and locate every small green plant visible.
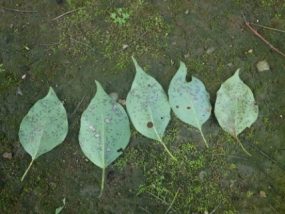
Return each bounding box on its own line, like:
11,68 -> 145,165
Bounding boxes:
110,8 -> 130,26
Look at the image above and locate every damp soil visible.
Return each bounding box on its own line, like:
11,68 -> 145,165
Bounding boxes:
0,0 -> 285,213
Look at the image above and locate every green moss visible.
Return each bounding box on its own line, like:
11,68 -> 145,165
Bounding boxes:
114,126 -> 235,213
57,0 -> 170,72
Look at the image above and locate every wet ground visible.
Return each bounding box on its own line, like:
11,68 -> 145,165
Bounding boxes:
0,0 -> 285,213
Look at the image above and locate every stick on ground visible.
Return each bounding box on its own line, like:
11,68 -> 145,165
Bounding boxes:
242,15 -> 285,58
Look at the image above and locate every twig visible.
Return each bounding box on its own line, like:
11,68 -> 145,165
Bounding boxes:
210,203 -> 221,214
242,15 -> 285,58
246,142 -> 285,171
250,22 -> 285,33
139,206 -> 152,214
39,42 -> 60,46
1,7 -> 37,13
165,188 -> 180,214
52,8 -> 82,21
147,192 -> 169,206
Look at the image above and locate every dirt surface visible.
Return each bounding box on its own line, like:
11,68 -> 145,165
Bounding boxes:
1,0 -> 285,213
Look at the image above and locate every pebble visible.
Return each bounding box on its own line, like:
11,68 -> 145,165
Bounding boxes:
16,87 -> 23,96
256,60 -> 270,72
21,74 -> 27,79
259,190 -> 266,198
118,99 -> 126,106
2,152 -> 12,160
122,44 -> 129,50
248,49 -> 253,54
206,47 -> 215,54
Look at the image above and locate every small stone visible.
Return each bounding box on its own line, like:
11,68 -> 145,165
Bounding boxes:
185,9 -> 189,15
206,47 -> 215,54
21,74 -> 27,79
256,60 -> 270,72
118,99 -> 126,106
248,49 -> 253,54
259,190 -> 266,198
16,87 -> 23,96
122,44 -> 129,50
2,152 -> 12,160
184,53 -> 190,58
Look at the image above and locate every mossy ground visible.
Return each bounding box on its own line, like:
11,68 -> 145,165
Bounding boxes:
1,0 -> 285,213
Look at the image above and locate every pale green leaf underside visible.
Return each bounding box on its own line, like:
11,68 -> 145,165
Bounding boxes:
19,87 -> 68,160
214,69 -> 259,137
79,81 -> 131,169
168,61 -> 211,130
55,198 -> 66,214
126,57 -> 171,141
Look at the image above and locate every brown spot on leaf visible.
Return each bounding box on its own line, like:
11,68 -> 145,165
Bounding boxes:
147,122 -> 153,128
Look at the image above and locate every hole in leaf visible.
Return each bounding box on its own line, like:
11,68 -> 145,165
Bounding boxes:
117,148 -> 123,153
147,122 -> 153,128
147,84 -> 151,87
161,116 -> 164,120
185,73 -> 192,82
176,105 -> 179,108
187,106 -> 191,109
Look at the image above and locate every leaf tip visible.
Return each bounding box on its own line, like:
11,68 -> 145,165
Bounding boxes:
48,87 -> 55,95
95,80 -> 104,93
234,68 -> 241,77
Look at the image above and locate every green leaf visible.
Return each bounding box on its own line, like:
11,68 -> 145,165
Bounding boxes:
79,81 -> 130,197
126,57 -> 176,161
214,69 -> 259,156
19,87 -> 68,181
168,62 -> 211,147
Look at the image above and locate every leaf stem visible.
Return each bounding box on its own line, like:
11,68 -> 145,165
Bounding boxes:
159,139 -> 177,161
147,107 -> 177,161
235,136 -> 252,156
199,128 -> 209,148
21,159 -> 34,182
98,167 -> 105,198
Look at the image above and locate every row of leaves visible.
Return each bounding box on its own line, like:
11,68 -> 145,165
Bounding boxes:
19,57 -> 259,196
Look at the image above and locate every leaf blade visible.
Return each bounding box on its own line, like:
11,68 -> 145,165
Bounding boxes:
19,87 -> 68,160
168,62 -> 211,146
126,57 -> 171,141
214,69 -> 259,137
79,81 -> 131,169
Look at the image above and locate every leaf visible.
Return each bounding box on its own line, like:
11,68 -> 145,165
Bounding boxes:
79,81 -> 131,197
19,87 -> 68,181
168,62 -> 211,147
55,198 -> 66,214
214,69 -> 259,156
126,57 -> 176,161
